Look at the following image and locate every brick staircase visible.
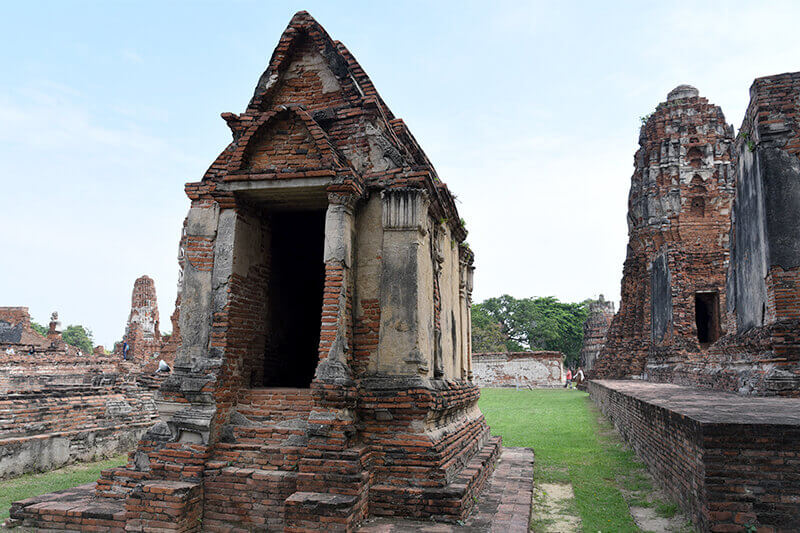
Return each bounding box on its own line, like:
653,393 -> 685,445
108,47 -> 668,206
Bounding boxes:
203,387 -> 314,531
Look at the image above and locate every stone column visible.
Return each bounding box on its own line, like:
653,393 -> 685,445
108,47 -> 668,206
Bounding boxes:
296,193 -> 365,519
156,202 -> 227,445
315,193 -> 356,383
466,263 -> 475,381
458,257 -> 469,380
377,188 -> 432,376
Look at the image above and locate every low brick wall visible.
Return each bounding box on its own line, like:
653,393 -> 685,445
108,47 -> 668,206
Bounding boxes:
0,385 -> 159,478
0,351 -> 122,394
589,379 -> 800,532
472,352 -> 564,388
1,306 -> 167,479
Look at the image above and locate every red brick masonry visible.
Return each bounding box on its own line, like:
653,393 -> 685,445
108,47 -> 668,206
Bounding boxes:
9,447 -> 532,533
6,10 -> 496,530
358,447 -> 533,532
0,307 -> 163,478
588,379 -> 800,532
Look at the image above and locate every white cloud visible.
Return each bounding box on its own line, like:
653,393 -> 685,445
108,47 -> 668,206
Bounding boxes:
122,49 -> 144,64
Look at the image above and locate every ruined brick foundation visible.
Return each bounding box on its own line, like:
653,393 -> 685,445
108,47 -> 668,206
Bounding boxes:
592,77 -> 800,396
663,72 -> 800,396
0,307 -> 161,478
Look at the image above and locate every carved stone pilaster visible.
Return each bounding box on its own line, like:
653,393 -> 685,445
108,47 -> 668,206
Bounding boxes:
382,188 -> 428,233
378,189 -> 432,376
432,225 -> 445,379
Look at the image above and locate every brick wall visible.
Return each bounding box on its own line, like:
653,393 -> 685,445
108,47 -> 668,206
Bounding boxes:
472,351 -> 564,388
589,381 -> 705,523
0,383 -> 159,478
589,380 -> 800,532
0,307 -> 167,478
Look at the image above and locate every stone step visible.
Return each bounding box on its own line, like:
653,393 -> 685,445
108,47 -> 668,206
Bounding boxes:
230,419 -> 309,445
9,483 -> 127,531
285,491 -> 361,532
203,466 -> 299,531
369,435 -> 503,522
95,466 -> 148,499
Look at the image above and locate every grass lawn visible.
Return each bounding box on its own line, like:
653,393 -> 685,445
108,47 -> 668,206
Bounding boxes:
479,388 -> 664,532
0,455 -> 128,523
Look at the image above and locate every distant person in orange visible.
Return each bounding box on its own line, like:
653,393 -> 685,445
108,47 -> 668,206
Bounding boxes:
564,368 -> 572,388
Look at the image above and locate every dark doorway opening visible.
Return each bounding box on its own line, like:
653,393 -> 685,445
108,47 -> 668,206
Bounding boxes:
690,197 -> 705,217
263,210 -> 326,388
695,292 -> 720,346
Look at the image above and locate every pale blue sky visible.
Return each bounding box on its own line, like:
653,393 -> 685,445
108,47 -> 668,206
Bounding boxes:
2,1 -> 798,347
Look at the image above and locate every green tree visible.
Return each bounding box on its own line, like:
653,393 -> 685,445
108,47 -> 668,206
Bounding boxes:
473,295 -> 589,367
61,325 -> 94,354
471,306 -> 508,353
30,321 -> 48,337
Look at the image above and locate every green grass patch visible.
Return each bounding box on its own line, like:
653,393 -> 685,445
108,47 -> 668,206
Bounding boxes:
655,501 -> 679,519
479,388 -> 642,532
0,455 -> 128,522
530,515 -> 557,531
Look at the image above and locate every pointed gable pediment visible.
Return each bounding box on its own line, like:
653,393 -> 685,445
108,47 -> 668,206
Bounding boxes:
249,12 -> 363,112
193,10 -> 468,234
225,106 -> 346,178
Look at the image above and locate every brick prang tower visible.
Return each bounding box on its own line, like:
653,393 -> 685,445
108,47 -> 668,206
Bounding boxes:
579,295 -> 615,372
592,85 -> 736,380
116,276 -> 162,371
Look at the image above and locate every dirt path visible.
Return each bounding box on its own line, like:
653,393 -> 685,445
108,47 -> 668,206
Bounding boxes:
530,482 -> 582,532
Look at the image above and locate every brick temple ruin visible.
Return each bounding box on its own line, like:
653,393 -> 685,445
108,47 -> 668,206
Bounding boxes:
0,307 -> 161,478
578,295 -> 614,372
8,12 -> 525,532
472,351 -> 564,388
114,275 -> 179,372
591,85 -> 737,383
589,76 -> 800,531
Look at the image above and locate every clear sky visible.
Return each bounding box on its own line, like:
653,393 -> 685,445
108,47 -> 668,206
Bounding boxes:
2,1 -> 798,348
